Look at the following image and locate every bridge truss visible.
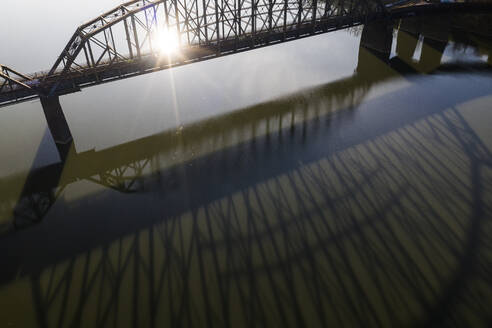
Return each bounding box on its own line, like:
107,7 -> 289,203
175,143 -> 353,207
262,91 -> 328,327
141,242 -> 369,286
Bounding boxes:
49,0 -> 385,72
0,65 -> 38,106
0,0 -> 490,105
2,0 -> 386,102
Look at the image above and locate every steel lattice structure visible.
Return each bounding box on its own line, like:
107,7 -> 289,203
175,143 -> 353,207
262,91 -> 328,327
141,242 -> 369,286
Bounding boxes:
0,65 -> 33,92
43,0 -> 385,93
2,19 -> 492,324
0,0 -> 491,106
0,0 -> 392,105
0,65 -> 39,105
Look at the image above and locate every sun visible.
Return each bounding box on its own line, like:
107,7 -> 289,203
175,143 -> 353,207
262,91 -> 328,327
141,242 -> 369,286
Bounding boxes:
154,28 -> 180,55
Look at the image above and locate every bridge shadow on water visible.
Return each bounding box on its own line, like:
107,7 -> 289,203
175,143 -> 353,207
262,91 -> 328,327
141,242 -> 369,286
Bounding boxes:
1,14 -> 492,328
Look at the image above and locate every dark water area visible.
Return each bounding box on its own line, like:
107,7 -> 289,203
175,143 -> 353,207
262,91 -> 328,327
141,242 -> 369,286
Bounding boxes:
1,11 -> 492,328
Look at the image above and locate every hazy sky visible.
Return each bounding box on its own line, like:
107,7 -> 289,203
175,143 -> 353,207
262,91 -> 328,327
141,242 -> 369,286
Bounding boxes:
1,1 -> 127,72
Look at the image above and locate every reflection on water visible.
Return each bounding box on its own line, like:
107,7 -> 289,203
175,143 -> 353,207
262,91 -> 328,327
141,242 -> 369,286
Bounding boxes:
1,13 -> 492,328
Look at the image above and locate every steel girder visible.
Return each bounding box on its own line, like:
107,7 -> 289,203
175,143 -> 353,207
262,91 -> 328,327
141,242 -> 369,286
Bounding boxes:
0,65 -> 34,94
0,65 -> 42,106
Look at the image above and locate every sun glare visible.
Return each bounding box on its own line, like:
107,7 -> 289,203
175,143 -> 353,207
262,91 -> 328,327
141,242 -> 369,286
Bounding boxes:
154,28 -> 180,55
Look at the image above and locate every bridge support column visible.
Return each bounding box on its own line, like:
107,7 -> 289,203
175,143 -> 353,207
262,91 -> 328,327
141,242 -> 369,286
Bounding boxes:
397,19 -> 420,63
358,21 -> 393,78
419,37 -> 447,73
360,21 -> 393,62
418,19 -> 449,73
40,96 -> 73,161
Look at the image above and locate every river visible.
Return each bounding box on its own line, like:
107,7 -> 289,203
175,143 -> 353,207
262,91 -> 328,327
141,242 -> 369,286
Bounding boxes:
1,4 -> 492,327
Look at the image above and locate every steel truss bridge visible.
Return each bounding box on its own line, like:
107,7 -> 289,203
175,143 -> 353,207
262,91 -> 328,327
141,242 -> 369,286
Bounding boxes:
1,16 -> 492,326
2,13 -> 492,230
0,0 -> 491,107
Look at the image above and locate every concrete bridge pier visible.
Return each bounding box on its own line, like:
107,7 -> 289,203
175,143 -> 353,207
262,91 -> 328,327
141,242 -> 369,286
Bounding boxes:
419,18 -> 450,73
40,96 -> 73,161
419,37 -> 448,73
360,20 -> 393,62
357,21 -> 394,79
397,19 -> 420,63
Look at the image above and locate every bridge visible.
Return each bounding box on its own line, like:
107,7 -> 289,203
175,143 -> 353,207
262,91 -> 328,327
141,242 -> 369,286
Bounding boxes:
2,14 -> 492,325
2,12 -> 491,232
0,0 -> 490,154
1,0 -> 491,108
1,21 -> 492,324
